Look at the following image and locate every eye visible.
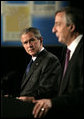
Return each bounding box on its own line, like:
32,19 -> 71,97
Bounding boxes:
24,41 -> 28,44
22,38 -> 36,45
22,41 -> 28,45
30,38 -> 35,42
55,22 -> 61,26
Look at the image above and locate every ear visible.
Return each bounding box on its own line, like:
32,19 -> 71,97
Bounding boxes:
69,24 -> 75,32
40,37 -> 43,44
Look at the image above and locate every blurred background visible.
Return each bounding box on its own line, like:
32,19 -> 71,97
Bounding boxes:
1,1 -> 83,95
1,1 -> 83,46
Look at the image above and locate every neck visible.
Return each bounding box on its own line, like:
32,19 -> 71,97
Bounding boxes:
67,32 -> 80,46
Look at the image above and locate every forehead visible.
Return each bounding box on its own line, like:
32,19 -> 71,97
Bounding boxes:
21,32 -> 36,42
21,32 -> 35,39
55,12 -> 66,22
24,32 -> 35,37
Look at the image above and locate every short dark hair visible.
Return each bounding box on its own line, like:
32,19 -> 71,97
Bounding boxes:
55,7 -> 83,34
21,27 -> 42,39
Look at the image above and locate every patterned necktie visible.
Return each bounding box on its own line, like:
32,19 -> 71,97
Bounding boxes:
63,48 -> 71,78
26,59 -> 33,75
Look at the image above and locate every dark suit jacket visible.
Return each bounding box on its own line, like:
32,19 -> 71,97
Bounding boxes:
51,38 -> 83,118
20,49 -> 61,99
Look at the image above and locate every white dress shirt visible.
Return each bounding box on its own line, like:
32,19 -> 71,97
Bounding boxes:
68,35 -> 83,60
32,47 -> 44,61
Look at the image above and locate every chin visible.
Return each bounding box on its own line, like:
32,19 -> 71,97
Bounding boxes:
58,38 -> 61,43
58,38 -> 64,43
31,53 -> 36,56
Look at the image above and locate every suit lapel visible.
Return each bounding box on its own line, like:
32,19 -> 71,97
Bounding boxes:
59,39 -> 83,95
21,49 -> 48,89
59,60 -> 72,95
21,61 -> 38,89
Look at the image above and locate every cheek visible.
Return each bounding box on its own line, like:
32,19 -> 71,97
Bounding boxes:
58,29 -> 67,41
60,28 -> 68,37
57,27 -> 63,35
34,42 -> 40,48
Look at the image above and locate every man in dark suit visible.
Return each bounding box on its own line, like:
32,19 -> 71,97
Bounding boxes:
32,7 -> 83,118
1,27 -> 61,118
16,27 -> 61,100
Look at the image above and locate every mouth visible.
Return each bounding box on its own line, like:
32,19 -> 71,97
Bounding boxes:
28,48 -> 34,52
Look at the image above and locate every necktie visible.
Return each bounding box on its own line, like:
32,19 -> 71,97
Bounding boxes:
26,59 -> 33,75
63,48 -> 71,78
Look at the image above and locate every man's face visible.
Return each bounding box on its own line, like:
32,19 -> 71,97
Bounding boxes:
52,12 -> 71,45
21,32 -> 42,56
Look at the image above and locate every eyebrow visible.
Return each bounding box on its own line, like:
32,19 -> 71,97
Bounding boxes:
22,38 -> 35,44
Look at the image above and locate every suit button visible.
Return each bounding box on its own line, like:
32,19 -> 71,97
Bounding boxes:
36,63 -> 38,66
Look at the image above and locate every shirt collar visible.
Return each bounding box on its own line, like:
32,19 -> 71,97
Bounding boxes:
32,47 -> 44,61
68,34 -> 83,60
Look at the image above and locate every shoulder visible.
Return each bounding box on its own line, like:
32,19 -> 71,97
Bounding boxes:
43,50 -> 60,65
46,49 -> 59,60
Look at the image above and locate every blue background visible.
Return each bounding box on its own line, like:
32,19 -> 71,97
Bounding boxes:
1,1 -> 69,46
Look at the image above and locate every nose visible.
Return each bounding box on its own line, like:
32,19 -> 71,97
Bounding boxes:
52,25 -> 56,33
25,41 -> 32,49
28,42 -> 32,48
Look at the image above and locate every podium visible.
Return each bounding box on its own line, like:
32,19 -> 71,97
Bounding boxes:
1,96 -> 34,119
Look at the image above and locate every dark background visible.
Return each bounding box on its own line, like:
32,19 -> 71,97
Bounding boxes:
69,1 -> 83,10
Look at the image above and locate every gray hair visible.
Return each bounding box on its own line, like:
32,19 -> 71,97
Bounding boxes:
21,27 -> 42,39
55,7 -> 83,34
